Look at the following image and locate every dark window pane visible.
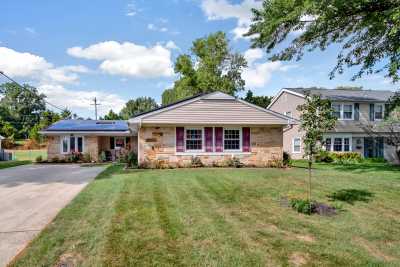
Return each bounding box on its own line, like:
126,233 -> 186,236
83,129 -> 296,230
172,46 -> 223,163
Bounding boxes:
70,136 -> 75,152
325,138 -> 331,151
334,138 -> 342,151
77,137 -> 83,152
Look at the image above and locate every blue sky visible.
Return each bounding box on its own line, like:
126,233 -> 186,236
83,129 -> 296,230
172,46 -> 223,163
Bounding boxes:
0,0 -> 397,118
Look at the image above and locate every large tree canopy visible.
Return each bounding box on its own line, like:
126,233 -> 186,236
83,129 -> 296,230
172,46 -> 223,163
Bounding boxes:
162,31 -> 247,105
247,0 -> 400,82
119,97 -> 159,120
0,82 -> 46,138
242,90 -> 272,108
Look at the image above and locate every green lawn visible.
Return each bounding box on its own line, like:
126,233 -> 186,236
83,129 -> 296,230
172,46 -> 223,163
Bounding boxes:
10,163 -> 400,266
6,149 -> 47,161
0,160 -> 31,169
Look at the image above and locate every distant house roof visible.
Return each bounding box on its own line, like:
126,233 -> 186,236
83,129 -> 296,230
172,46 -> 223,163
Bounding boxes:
284,88 -> 394,102
42,120 -> 129,132
0,135 -> 4,140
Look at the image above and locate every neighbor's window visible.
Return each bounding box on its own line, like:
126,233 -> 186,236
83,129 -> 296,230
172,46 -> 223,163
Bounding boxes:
62,136 -> 69,153
374,104 -> 384,120
186,129 -> 203,150
343,104 -> 353,119
334,138 -> 343,152
344,138 -> 350,151
325,138 -> 332,151
293,137 -> 301,153
332,104 -> 341,119
224,129 -> 240,150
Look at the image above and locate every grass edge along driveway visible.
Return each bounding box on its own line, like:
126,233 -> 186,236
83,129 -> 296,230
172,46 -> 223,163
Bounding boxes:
0,160 -> 31,170
10,163 -> 400,266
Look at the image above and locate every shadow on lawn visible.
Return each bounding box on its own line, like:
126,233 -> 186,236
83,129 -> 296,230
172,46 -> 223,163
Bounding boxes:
327,189 -> 374,205
329,164 -> 400,173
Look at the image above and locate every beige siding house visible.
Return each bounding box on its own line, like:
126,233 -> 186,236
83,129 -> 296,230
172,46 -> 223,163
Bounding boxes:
42,92 -> 294,167
268,88 -> 399,163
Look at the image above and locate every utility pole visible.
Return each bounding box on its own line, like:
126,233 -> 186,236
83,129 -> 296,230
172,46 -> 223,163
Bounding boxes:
91,97 -> 101,120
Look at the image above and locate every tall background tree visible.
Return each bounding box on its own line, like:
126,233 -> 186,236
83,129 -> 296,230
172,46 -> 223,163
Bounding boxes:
297,94 -> 336,202
162,31 -> 247,105
119,97 -> 159,120
0,83 -> 46,139
242,90 -> 272,108
247,0 -> 400,82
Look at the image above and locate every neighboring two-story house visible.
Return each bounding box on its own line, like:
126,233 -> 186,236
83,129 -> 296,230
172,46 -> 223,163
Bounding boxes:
268,88 -> 399,163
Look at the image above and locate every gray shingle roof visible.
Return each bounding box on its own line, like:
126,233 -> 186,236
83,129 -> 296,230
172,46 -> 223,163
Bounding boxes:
285,88 -> 394,102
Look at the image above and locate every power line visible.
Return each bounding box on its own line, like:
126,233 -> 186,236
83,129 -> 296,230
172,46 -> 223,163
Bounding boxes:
0,70 -> 67,112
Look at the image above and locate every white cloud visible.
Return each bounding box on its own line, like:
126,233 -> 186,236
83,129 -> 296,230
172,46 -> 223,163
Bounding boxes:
126,1 -> 139,16
25,27 -> 36,35
147,23 -> 168,32
243,48 -> 297,88
201,0 -> 262,40
165,41 -> 179,50
0,46 -> 89,85
67,41 -> 174,78
38,84 -> 125,115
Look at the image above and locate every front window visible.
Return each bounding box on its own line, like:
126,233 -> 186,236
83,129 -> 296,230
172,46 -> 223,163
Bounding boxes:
186,129 -> 203,150
224,129 -> 240,150
115,137 -> 125,148
343,104 -> 353,119
332,104 -> 341,119
62,136 -> 69,153
326,136 -> 352,152
375,104 -> 384,120
293,138 -> 301,153
62,136 -> 83,153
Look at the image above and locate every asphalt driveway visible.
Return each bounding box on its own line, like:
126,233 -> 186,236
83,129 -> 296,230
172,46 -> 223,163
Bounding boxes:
0,164 -> 105,266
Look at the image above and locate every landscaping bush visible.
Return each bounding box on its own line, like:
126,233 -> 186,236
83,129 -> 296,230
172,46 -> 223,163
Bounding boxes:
315,150 -> 334,163
191,156 -> 203,168
224,156 -> 244,168
99,151 -> 107,162
35,155 -> 43,163
283,151 -> 292,166
363,157 -> 387,163
83,153 -> 92,163
126,151 -> 138,168
290,198 -> 315,214
331,152 -> 362,164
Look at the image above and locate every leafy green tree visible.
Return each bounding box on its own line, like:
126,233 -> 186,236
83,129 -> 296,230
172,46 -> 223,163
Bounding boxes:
29,110 -> 62,142
60,109 -> 72,119
102,109 -> 122,120
297,94 -> 336,203
0,82 -> 46,138
162,31 -> 247,105
0,121 -> 17,139
247,0 -> 400,82
119,97 -> 159,119
242,90 -> 272,108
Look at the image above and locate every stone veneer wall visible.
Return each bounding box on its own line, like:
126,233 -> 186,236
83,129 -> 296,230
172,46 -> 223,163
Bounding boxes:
47,135 -> 100,161
138,126 -> 283,168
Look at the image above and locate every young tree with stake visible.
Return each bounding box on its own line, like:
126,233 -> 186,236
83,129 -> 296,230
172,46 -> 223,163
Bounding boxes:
297,94 -> 336,203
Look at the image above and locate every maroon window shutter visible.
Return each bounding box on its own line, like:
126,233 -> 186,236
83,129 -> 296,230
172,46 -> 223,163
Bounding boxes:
215,127 -> 223,152
176,127 -> 184,152
242,127 -> 250,152
205,127 -> 213,152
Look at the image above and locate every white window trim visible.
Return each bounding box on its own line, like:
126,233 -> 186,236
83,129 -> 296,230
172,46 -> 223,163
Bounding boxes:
374,103 -> 385,121
292,137 -> 301,153
223,127 -> 242,152
60,135 -> 84,154
332,102 -> 354,120
184,127 -> 205,152
324,135 -> 352,152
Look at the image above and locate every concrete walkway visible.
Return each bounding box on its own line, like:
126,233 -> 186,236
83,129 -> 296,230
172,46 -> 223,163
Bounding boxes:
0,164 -> 105,266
